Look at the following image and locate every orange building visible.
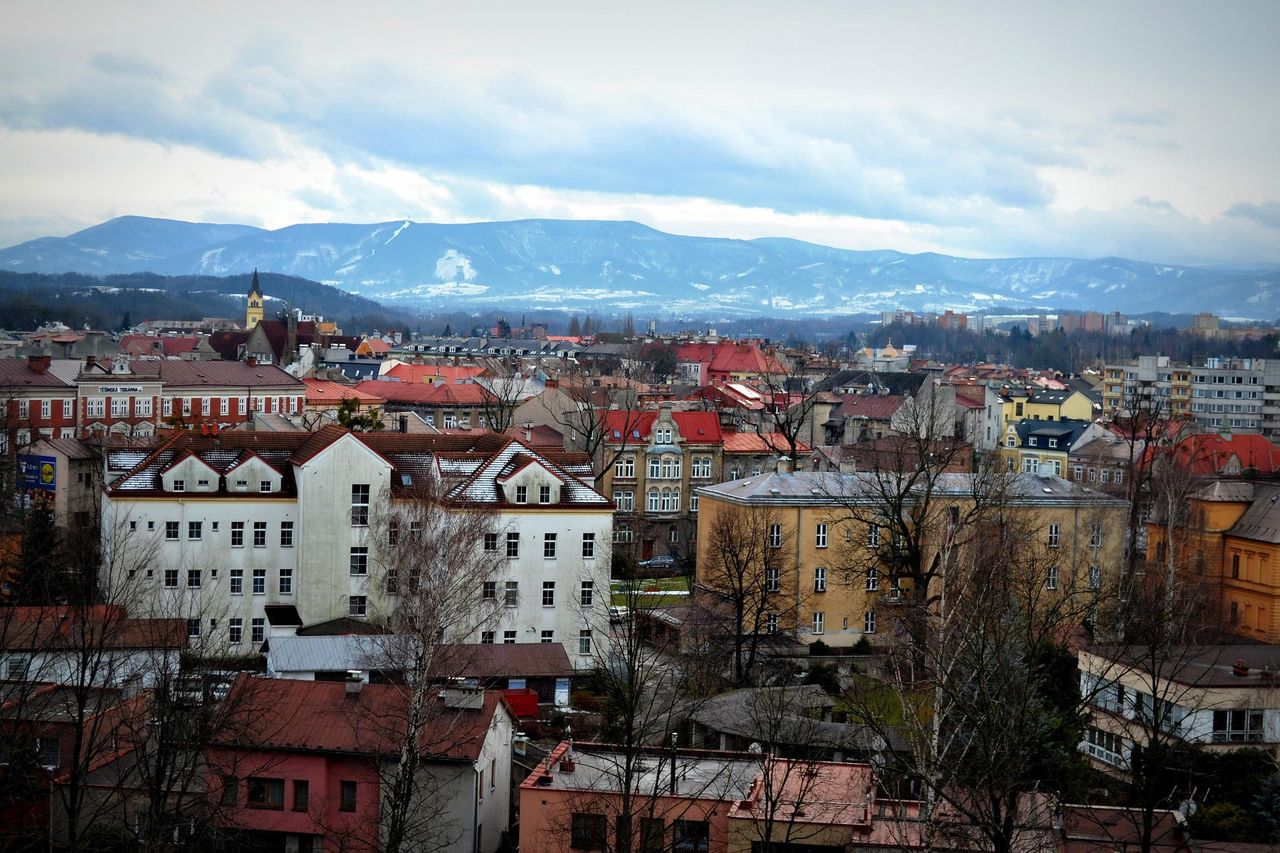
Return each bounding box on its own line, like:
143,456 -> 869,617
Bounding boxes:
1147,481 -> 1280,642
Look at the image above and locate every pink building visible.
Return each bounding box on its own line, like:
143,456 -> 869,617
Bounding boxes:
209,675 -> 515,853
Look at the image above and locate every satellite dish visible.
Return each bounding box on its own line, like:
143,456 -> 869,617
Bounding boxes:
747,741 -> 763,754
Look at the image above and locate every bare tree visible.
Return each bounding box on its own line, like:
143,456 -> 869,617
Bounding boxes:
477,370 -> 534,434
756,346 -> 831,465
696,503 -> 798,688
362,480 -> 508,853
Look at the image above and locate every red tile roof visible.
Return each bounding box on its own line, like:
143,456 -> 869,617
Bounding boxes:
721,431 -> 811,454
384,363 -> 488,384
1158,432 -> 1280,477
602,410 -> 723,444
217,675 -> 507,761
355,379 -> 493,406
832,394 -> 906,420
304,378 -> 385,405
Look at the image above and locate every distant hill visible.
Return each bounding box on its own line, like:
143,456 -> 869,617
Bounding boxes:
0,270 -> 407,333
2,215 -> 1277,318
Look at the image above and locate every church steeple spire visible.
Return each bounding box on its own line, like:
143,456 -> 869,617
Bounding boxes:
245,269 -> 265,329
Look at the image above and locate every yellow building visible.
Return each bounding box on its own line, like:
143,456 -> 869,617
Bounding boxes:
999,419 -> 1098,475
245,269 -> 264,329
1147,481 -> 1280,642
695,469 -> 1127,649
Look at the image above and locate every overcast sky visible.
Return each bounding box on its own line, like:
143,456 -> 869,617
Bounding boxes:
1,1 -> 1276,263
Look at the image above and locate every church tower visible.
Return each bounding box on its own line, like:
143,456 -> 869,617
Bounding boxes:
245,269 -> 264,329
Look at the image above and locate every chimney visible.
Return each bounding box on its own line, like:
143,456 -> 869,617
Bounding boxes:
777,455 -> 795,474
398,414 -> 409,433
27,354 -> 50,375
524,421 -> 533,442
544,379 -> 558,389
345,670 -> 364,696
85,355 -> 98,369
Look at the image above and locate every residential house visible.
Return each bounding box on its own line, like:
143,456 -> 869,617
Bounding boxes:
354,379 -> 495,429
0,355 -> 80,452
1078,643 -> 1280,774
1001,419 -> 1101,475
1068,432 -> 1140,495
20,437 -> 100,529
205,676 -> 515,853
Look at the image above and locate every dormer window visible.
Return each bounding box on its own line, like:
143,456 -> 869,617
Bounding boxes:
656,427 -> 673,444
515,485 -> 528,504
197,480 -> 210,488
259,480 -> 271,493
173,480 -> 185,492
539,485 -> 551,504
1048,439 -> 1057,448
1028,438 -> 1037,447
236,480 -> 248,489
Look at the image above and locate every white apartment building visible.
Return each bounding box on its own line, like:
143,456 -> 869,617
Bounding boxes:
101,428 -> 613,668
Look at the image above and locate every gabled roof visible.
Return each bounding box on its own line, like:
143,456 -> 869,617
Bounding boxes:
383,362 -> 488,384
447,439 -> 609,507
304,378 -> 385,405
1226,486 -> 1280,544
830,394 -> 906,421
354,379 -> 493,406
158,448 -> 222,478
217,675 -> 507,761
1159,432 -> 1280,477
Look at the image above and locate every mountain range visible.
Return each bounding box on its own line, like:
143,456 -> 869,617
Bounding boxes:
2,215 -> 1277,318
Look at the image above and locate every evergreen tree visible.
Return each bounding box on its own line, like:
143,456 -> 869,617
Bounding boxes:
17,497 -> 60,604
568,315 -> 581,337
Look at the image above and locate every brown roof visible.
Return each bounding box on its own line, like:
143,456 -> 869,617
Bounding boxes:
0,606 -> 187,651
0,359 -> 76,389
831,394 -> 906,420
429,643 -> 573,679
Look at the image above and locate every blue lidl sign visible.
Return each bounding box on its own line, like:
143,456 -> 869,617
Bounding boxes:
18,454 -> 57,492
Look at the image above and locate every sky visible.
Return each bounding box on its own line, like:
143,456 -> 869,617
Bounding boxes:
1,0 -> 1277,264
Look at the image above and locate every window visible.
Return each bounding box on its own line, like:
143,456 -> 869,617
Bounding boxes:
1047,523 -> 1060,548
690,493 -> 699,513
164,569 -> 179,588
864,610 -> 877,634
350,484 -> 371,526
1084,727 -> 1126,767
579,629 -> 593,655
229,619 -> 243,644
87,397 -> 105,418
477,532 -> 497,553
501,630 -> 517,644
165,521 -> 179,541
280,521 -> 293,547
230,521 -> 244,547
539,485 -> 552,504
36,738 -> 59,770
572,812 -> 608,850
542,581 -> 556,606
867,524 -> 880,548
187,618 -> 201,638
1089,565 -> 1102,591
614,525 -> 634,543
253,569 -> 266,595
866,567 -> 879,591
1073,465 -> 1083,480
1114,470 -> 1124,485
230,569 -> 243,595
673,820 -> 709,852
349,596 -> 367,617
614,490 -> 634,511
505,581 -> 519,606
655,426 -> 672,444
253,522 -> 266,547
279,568 -> 293,595
62,399 -> 73,419
647,489 -> 660,513
350,547 -> 369,575
765,613 -> 779,634
544,533 -> 558,559
582,533 -> 596,559
1089,523 -> 1104,549
248,777 -> 285,809
515,485 -> 528,504
615,456 -> 635,478
648,457 -> 661,479
251,618 -> 265,643
173,479 -> 186,493
811,612 -> 825,634
482,581 -> 497,600
187,569 -> 201,588
815,523 -> 828,548
188,521 -> 202,541
5,655 -> 30,680
292,780 -> 309,811
1046,565 -> 1058,590
541,630 -> 554,643
1232,554 -> 1241,578
814,566 -> 826,593
339,780 -> 357,812
1028,437 -> 1038,447
580,580 -> 594,607
766,567 -> 780,593
506,532 -> 520,558
480,630 -> 496,644
1213,709 -> 1265,743
768,523 -> 782,548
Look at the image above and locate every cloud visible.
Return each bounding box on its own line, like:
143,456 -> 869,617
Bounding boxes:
1133,195 -> 1176,213
6,51 -> 1081,229
1224,200 -> 1280,229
